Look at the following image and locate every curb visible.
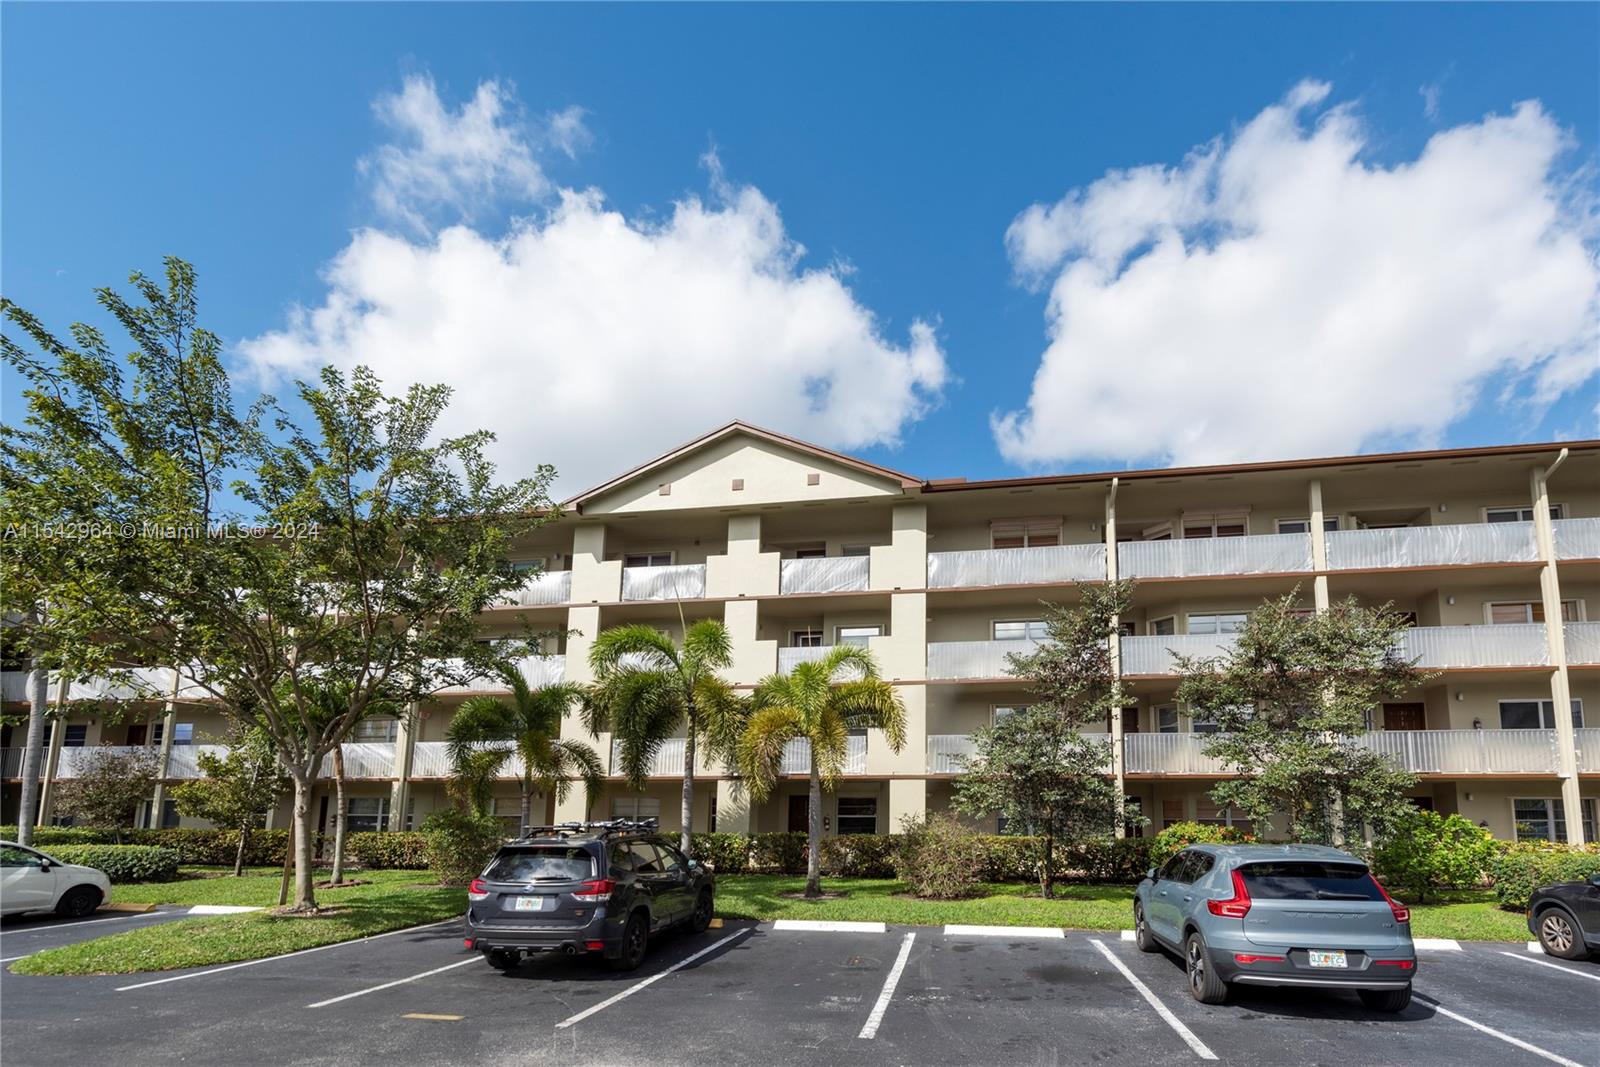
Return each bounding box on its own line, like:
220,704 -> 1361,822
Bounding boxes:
100,903 -> 158,913
945,924 -> 1063,939
771,919 -> 886,933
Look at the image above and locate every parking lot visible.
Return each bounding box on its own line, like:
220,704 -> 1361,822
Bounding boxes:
2,911 -> 1597,1067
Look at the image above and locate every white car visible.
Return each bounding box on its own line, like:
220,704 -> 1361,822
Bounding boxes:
0,840 -> 112,918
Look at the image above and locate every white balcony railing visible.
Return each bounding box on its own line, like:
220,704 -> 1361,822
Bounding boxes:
1576,729 -> 1600,774
609,737 -> 686,777
779,556 -> 870,595
435,655 -> 566,695
1118,534 -> 1311,579
316,743 -> 401,779
1400,625 -> 1548,670
1355,729 -> 1561,775
927,543 -> 1105,589
1564,622 -> 1600,667
1553,517 -> 1600,561
2,672 -> 30,702
159,744 -> 231,779
927,639 -> 1041,681
1124,733 -> 1231,775
776,645 -> 867,681
1120,634 -> 1238,676
927,734 -> 977,773
1,747 -> 24,777
621,564 -> 706,602
779,735 -> 867,775
502,570 -> 571,607
1326,522 -> 1538,571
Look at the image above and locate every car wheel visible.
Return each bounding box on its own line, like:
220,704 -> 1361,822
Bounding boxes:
55,885 -> 101,918
485,950 -> 520,972
1358,985 -> 1412,1013
689,890 -> 713,934
1133,903 -> 1158,953
609,912 -> 649,972
1536,907 -> 1587,960
1185,932 -> 1228,1005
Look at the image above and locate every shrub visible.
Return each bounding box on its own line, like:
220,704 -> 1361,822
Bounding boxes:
43,844 -> 181,883
421,809 -> 503,886
894,815 -> 987,899
690,832 -> 753,875
974,834 -> 1042,882
0,826 -> 120,846
122,828 -> 302,867
1149,822 -> 1249,869
1373,809 -> 1498,903
1059,837 -> 1155,883
1489,842 -> 1600,911
749,832 -> 807,874
348,832 -> 429,870
819,834 -> 898,878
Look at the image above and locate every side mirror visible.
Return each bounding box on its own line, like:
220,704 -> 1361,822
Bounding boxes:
687,858 -> 699,869
38,860 -> 52,871
1587,871 -> 1600,888
1146,867 -> 1159,883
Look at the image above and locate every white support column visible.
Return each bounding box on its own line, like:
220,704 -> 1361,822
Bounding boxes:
147,667 -> 182,827
557,604 -> 605,824
1531,453 -> 1583,845
35,674 -> 70,825
1309,479 -> 1330,613
387,702 -> 418,831
1106,478 -> 1126,838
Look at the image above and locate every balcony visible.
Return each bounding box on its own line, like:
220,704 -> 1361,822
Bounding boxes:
779,556 -> 869,595
927,734 -> 976,773
927,639 -> 1041,681
1354,729 -> 1561,775
1326,522 -> 1538,571
316,743 -> 401,779
777,645 -> 867,680
927,543 -> 1105,589
1565,622 -> 1600,667
1577,729 -> 1600,774
1,672 -> 29,702
500,570 -> 571,607
1,747 -> 23,777
608,737 -> 687,777
435,654 -> 567,695
1120,634 -> 1238,677
1554,517 -> 1600,561
1400,625 -> 1548,670
779,735 -> 867,775
1118,533 -> 1311,580
621,564 -> 706,602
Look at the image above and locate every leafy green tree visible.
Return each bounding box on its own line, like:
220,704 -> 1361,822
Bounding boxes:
584,620 -> 745,857
1175,594 -> 1430,846
1,259 -> 554,909
1373,808 -> 1497,903
954,582 -> 1135,898
737,645 -> 906,898
172,725 -> 290,875
447,664 -> 604,835
52,745 -> 161,842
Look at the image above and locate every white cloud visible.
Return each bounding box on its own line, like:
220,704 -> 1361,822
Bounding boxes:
995,81 -> 1600,469
1419,83 -> 1442,122
545,106 -> 592,160
243,79 -> 946,494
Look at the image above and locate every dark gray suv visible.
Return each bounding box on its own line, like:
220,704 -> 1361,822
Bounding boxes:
1133,844 -> 1416,1011
464,819 -> 715,972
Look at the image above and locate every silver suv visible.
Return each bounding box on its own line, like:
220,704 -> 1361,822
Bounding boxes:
1132,843 -> 1416,1011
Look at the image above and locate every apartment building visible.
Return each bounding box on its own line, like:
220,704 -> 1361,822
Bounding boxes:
4,422 -> 1598,844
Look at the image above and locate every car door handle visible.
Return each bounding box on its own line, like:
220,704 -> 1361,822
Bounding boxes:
1183,895 -> 1194,903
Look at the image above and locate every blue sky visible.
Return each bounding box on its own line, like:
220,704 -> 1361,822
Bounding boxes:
4,3 -> 1597,495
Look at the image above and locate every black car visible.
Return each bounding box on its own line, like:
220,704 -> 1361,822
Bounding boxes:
464,818 -> 715,972
1527,870 -> 1600,960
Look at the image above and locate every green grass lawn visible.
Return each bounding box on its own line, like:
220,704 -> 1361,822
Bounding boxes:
13,868 -> 465,976
714,876 -> 1529,942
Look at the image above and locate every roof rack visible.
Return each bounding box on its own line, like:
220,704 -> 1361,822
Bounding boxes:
514,817 -> 660,841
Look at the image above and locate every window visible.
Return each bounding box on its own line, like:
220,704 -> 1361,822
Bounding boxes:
1195,798 -> 1251,832
991,518 -> 1061,549
627,841 -> 665,874
502,557 -> 545,576
485,847 -> 593,882
488,797 -> 523,837
837,625 -> 881,647
623,551 -> 673,568
353,717 -> 400,743
345,797 -> 390,834
1157,706 -> 1180,733
1513,798 -> 1598,843
792,545 -> 827,559
993,705 -> 1029,724
656,842 -> 687,875
836,797 -> 878,835
1191,715 -> 1221,735
1160,799 -> 1184,828
1276,517 -> 1340,534
1487,601 -> 1582,625
611,795 -> 661,821
0,845 -> 47,868
993,619 -> 1048,641
1117,621 -> 1136,637
140,799 -> 179,829
1186,613 -> 1248,635
841,544 -> 872,557
1238,862 -> 1382,900
1486,505 -> 1563,524
1183,512 -> 1248,538
1498,699 -> 1583,730
790,628 -> 824,648
171,723 -> 193,746
1149,617 -> 1176,636
1123,796 -> 1145,838
63,724 -> 87,748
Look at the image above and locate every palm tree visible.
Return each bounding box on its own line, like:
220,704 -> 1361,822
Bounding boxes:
446,663 -> 604,835
738,645 -> 906,898
583,620 -> 745,857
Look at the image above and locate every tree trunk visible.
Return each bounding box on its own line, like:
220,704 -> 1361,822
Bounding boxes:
680,730 -> 696,857
290,771 -> 318,911
15,664 -> 47,847
330,747 -> 347,885
1041,832 -> 1055,899
233,823 -> 248,877
519,780 -> 533,838
804,760 -> 822,899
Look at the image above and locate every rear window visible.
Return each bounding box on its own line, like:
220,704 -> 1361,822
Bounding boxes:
484,846 -> 595,883
1237,861 -> 1383,901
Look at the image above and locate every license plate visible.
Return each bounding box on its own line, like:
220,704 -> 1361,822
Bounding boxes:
509,896 -> 547,912
1308,950 -> 1347,969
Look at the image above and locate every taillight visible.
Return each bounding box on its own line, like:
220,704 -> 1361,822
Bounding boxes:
1373,959 -> 1415,969
573,878 -> 616,902
1207,869 -> 1252,919
468,878 -> 489,901
1370,876 -> 1410,924
1233,954 -> 1284,964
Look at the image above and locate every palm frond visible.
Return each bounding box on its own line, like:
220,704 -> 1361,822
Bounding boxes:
820,642 -> 879,681
547,738 -> 605,810
682,618 -> 734,676
830,679 -> 907,752
737,704 -> 804,802
589,624 -> 680,677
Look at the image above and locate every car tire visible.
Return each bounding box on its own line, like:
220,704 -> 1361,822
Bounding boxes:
609,912 -> 649,972
485,950 -> 520,972
1185,931 -> 1228,1005
689,890 -> 713,934
1358,985 -> 1412,1013
55,885 -> 101,918
1535,906 -> 1587,960
1133,903 -> 1158,953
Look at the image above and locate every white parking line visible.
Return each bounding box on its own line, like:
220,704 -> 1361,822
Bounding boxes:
1412,938 -> 1462,951
1,954 -> 30,963
1089,939 -> 1218,1061
858,931 -> 916,1040
2,912 -> 167,936
771,920 -> 886,933
306,957 -> 480,1008
188,905 -> 262,915
1418,995 -> 1585,1067
943,924 -> 1062,939
1497,950 -> 1600,983
115,916 -> 461,992
554,928 -> 751,1029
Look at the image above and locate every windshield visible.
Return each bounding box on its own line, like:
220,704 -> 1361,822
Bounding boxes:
484,847 -> 595,883
1237,861 -> 1384,901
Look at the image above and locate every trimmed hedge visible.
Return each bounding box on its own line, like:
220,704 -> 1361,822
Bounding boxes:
0,826 -> 120,846
43,844 -> 181,883
689,832 -> 755,875
1489,843 -> 1600,910
1148,822 -> 1251,869
348,831 -> 429,869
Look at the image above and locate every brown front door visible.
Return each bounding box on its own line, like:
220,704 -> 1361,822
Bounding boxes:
787,796 -> 809,832
1383,703 -> 1427,731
